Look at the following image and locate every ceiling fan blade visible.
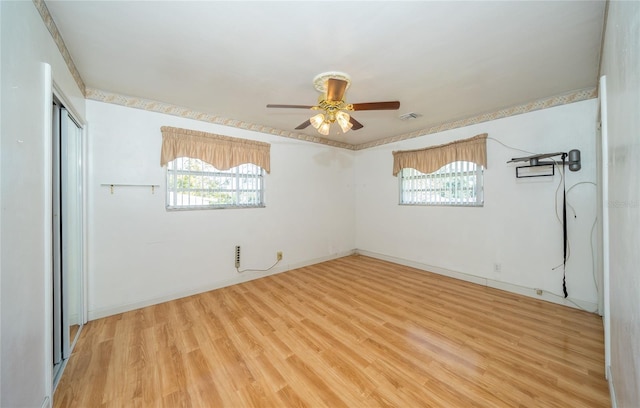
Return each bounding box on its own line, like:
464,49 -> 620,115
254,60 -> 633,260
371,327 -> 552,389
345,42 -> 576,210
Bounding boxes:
267,104 -> 315,109
349,116 -> 364,130
295,119 -> 312,130
326,78 -> 348,102
351,101 -> 400,111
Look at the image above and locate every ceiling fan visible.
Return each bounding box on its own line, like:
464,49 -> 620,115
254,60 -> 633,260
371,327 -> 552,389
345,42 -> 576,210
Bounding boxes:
266,72 -> 400,136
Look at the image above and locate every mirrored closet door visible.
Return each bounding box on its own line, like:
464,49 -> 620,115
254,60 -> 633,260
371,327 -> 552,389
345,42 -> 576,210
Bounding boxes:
52,97 -> 84,385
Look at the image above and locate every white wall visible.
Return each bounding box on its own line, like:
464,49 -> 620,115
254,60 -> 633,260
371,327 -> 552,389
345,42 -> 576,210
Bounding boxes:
86,100 -> 355,319
600,1 -> 640,406
89,98 -> 601,318
0,2 -> 85,407
355,100 -> 599,309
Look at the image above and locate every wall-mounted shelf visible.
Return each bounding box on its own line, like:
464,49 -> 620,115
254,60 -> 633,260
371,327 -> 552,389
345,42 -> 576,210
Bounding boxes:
101,183 -> 160,194
507,149 -> 581,179
515,163 -> 555,178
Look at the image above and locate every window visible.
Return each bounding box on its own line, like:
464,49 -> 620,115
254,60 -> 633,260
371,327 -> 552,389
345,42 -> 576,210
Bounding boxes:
160,126 -> 270,210
166,157 -> 264,209
399,161 -> 483,206
392,133 -> 487,207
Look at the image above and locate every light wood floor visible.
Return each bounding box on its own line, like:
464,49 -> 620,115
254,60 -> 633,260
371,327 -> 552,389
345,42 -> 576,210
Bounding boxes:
54,255 -> 610,407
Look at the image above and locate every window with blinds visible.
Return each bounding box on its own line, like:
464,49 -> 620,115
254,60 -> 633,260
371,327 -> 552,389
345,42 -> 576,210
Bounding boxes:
166,158 -> 264,210
399,161 -> 483,206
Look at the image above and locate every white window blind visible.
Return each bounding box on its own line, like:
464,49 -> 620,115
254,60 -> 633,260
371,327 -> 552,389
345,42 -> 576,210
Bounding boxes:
166,158 -> 264,210
399,161 -> 483,206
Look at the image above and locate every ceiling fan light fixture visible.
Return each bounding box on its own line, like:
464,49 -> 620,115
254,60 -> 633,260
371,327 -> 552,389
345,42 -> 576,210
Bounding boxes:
310,113 -> 325,129
336,111 -> 353,133
267,71 -> 400,135
318,121 -> 331,136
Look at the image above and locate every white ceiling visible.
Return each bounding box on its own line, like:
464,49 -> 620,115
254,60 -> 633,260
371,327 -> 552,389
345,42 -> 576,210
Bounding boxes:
45,1 -> 606,147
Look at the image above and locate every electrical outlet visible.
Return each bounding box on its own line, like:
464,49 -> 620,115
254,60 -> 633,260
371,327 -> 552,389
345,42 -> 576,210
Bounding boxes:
277,251 -> 283,261
493,263 -> 502,273
235,246 -> 241,268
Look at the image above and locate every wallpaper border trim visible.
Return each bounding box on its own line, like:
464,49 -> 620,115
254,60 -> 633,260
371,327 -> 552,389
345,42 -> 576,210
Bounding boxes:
87,87 -> 597,151
356,88 -> 597,150
32,0 -> 86,95
85,88 -> 357,150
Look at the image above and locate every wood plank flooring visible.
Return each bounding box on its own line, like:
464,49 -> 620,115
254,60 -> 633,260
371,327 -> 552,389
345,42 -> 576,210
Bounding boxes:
54,255 -> 610,407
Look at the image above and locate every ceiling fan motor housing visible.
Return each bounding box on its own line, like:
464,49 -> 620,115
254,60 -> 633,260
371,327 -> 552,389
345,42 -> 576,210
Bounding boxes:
313,71 -> 352,94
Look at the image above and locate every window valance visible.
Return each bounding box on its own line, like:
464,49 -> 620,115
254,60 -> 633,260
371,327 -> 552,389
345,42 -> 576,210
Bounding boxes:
160,126 -> 271,173
392,133 -> 487,176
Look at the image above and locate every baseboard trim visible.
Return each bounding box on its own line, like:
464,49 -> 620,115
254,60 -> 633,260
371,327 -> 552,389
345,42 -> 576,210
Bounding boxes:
356,249 -> 598,313
88,248 -> 599,320
88,250 -> 355,320
607,365 -> 617,408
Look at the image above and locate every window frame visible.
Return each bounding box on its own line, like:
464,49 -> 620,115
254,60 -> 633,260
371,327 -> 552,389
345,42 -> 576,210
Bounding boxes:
398,161 -> 484,207
165,157 -> 265,211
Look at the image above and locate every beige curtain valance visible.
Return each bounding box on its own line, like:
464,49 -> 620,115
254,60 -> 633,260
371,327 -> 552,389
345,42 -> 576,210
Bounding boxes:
392,133 -> 487,176
160,126 -> 270,173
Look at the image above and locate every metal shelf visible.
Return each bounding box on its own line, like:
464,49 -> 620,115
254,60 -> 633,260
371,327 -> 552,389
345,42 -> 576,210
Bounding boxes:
101,183 -> 160,194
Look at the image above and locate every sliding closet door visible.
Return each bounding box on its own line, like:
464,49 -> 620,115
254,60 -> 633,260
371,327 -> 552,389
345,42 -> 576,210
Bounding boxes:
60,108 -> 83,359
52,102 -> 63,369
52,99 -> 84,383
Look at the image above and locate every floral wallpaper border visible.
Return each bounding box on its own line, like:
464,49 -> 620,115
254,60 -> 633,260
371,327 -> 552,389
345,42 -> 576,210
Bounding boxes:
87,87 -> 597,151
33,0 -> 86,95
356,87 -> 598,150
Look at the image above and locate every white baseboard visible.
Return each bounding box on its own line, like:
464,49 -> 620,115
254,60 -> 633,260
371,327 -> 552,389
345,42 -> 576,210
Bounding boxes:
88,250 -> 355,320
356,249 -> 598,313
607,365 -> 617,408
88,248 -> 598,320
41,396 -> 51,408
